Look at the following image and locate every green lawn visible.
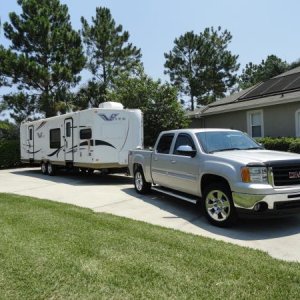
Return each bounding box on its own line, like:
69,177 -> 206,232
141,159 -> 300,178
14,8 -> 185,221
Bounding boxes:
0,193 -> 299,299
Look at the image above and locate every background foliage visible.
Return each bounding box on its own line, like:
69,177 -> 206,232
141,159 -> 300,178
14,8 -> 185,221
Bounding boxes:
0,121 -> 20,169
1,0 -> 85,121
111,71 -> 189,146
257,137 -> 300,154
164,27 -> 239,110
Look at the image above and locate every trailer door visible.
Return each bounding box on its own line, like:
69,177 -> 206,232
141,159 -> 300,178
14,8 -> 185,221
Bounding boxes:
64,118 -> 73,161
28,125 -> 34,160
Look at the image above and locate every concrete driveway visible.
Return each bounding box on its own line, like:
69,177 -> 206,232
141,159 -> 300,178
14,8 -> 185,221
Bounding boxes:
1,167 -> 300,262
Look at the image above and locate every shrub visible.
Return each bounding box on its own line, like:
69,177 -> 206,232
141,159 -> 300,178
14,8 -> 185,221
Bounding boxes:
0,121 -> 19,139
0,139 -> 21,169
289,140 -> 300,154
257,137 -> 300,154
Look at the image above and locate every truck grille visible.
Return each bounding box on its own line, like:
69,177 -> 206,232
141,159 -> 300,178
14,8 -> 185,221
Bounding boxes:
271,162 -> 300,186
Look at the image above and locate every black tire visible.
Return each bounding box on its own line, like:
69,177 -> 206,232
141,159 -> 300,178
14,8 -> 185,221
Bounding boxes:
87,169 -> 94,175
41,162 -> 48,175
134,167 -> 151,194
202,183 -> 237,227
47,162 -> 56,176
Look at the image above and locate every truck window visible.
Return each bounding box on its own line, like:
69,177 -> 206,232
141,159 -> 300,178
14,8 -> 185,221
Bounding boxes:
80,128 -> 92,140
173,134 -> 196,155
50,128 -> 61,149
156,134 -> 174,154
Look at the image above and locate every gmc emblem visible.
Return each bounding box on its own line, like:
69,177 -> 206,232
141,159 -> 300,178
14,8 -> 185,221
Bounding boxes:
289,171 -> 300,179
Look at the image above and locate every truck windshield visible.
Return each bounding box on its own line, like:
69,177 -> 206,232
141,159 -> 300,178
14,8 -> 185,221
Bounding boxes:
196,131 -> 262,153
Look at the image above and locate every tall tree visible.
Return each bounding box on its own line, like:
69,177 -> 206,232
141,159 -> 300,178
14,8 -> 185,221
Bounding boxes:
239,55 -> 289,90
81,7 -> 142,105
0,18 -> 8,88
110,70 -> 189,146
0,46 -> 7,88
164,27 -> 239,110
2,0 -> 85,121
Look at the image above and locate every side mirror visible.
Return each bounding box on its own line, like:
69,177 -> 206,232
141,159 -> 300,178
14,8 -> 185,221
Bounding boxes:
176,145 -> 197,157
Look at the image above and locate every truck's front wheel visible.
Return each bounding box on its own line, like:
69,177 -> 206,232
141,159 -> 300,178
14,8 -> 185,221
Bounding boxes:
134,168 -> 151,194
203,183 -> 237,227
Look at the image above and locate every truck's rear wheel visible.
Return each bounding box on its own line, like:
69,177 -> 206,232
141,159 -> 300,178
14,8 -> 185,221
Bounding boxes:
41,162 -> 48,175
203,183 -> 237,227
134,168 -> 151,194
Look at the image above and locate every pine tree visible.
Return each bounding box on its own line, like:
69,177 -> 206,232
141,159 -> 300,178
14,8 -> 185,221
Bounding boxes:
80,7 -> 142,105
164,27 -> 239,110
2,0 -> 85,120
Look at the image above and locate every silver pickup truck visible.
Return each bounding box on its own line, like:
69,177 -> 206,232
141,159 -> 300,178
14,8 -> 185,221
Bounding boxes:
128,129 -> 300,227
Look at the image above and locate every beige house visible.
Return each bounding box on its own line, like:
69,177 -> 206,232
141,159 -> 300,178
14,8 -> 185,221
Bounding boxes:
188,67 -> 300,138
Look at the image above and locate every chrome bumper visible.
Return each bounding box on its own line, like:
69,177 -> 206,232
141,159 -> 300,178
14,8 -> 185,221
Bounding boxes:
232,191 -> 300,210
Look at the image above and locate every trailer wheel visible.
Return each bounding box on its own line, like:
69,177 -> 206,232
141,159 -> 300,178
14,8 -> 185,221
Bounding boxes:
47,163 -> 56,176
202,183 -> 237,227
41,162 -> 48,175
134,167 -> 151,194
87,169 -> 94,175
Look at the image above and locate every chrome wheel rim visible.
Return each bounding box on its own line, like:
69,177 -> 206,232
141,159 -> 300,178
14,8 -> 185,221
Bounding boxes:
135,172 -> 143,191
47,164 -> 52,174
205,190 -> 230,222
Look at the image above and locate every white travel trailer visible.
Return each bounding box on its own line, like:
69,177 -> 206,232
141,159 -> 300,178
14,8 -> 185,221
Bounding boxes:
20,102 -> 143,175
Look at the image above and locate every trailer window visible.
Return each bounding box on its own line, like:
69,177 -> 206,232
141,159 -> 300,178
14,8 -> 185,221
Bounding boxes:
29,128 -> 33,141
66,122 -> 71,137
50,128 -> 61,149
80,128 -> 92,139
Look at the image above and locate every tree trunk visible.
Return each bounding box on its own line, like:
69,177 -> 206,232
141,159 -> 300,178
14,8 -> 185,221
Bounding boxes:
190,93 -> 194,111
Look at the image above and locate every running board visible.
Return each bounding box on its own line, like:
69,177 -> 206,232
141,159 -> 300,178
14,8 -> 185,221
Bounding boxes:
152,186 -> 199,204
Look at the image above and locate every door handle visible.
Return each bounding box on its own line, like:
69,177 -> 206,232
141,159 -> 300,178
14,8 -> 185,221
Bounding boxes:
171,160 -> 176,164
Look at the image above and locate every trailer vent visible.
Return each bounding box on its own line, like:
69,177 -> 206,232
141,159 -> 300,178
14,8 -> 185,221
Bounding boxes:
99,102 -> 124,110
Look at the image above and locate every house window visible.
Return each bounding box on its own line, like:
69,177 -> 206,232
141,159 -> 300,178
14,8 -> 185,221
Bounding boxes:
80,128 -> 92,140
50,128 -> 61,149
247,110 -> 264,138
295,109 -> 300,137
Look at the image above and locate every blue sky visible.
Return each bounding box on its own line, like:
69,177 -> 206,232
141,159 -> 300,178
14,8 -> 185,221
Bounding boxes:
1,0 -> 300,82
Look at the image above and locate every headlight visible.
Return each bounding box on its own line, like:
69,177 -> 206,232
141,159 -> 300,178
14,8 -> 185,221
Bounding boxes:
241,166 -> 268,183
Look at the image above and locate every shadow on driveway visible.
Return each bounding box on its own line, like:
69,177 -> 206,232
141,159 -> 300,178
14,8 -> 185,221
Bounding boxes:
123,187 -> 300,241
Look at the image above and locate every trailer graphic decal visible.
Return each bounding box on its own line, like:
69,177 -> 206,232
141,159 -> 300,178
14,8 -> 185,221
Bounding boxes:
98,113 -> 125,121
94,140 -> 116,148
47,146 -> 64,157
65,139 -> 116,154
27,149 -> 41,154
37,132 -> 44,138
36,121 -> 47,131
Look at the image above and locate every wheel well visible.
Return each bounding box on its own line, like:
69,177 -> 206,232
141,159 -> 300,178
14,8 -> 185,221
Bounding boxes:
200,174 -> 231,196
133,163 -> 143,173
